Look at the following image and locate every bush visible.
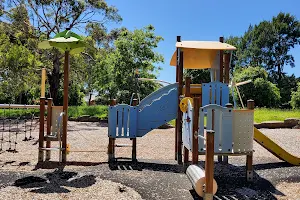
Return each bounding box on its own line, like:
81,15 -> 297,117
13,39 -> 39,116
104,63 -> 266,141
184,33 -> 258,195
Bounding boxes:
234,66 -> 281,107
290,83 -> 300,109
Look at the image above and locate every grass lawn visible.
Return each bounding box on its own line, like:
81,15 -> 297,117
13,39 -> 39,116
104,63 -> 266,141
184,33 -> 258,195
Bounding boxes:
169,108 -> 300,125
1,105 -> 299,124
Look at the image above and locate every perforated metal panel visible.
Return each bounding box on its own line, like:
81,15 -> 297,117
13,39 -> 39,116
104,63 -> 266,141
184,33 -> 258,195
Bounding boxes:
182,100 -> 193,151
232,110 -> 254,153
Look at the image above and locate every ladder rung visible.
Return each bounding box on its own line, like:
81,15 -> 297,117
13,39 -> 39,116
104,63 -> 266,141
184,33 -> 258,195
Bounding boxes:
44,135 -> 59,141
39,147 -> 65,151
115,144 -> 132,147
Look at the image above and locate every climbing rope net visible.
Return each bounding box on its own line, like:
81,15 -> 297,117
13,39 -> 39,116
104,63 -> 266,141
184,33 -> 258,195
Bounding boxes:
0,104 -> 39,153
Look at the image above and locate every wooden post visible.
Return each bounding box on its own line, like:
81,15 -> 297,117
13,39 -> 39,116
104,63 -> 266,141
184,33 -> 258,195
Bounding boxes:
175,35 -> 181,160
177,49 -> 184,164
108,99 -> 117,162
224,53 -> 230,84
192,97 -> 200,164
205,130 -> 215,200
62,51 -> 70,163
246,99 -> 254,182
183,77 -> 191,165
38,97 -> 45,162
219,37 -> 224,83
132,99 -> 138,162
46,98 -> 52,161
41,68 -> 46,98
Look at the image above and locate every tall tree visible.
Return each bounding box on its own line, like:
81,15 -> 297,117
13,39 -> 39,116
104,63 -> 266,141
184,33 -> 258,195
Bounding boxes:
1,0 -> 122,104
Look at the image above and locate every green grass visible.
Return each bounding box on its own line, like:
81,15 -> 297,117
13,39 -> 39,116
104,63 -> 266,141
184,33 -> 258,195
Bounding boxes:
68,105 -> 108,119
0,109 -> 40,118
169,108 -> 300,125
254,108 -> 300,123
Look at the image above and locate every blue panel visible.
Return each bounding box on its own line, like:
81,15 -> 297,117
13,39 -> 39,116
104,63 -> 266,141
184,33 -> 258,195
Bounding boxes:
123,107 -> 129,137
139,83 -> 178,111
202,82 -> 229,107
206,108 -> 212,130
108,106 -> 117,137
202,83 -> 210,107
137,84 -> 178,137
221,108 -> 233,153
117,107 -> 123,137
129,106 -> 138,138
198,107 -> 205,152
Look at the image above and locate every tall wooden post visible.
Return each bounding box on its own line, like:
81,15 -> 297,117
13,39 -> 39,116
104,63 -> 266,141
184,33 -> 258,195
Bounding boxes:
205,130 -> 215,200
131,99 -> 138,162
219,37 -> 224,82
62,51 -> 70,163
175,35 -> 181,160
108,99 -> 117,162
183,77 -> 191,165
46,98 -> 53,161
224,53 -> 230,84
246,99 -> 255,182
38,97 -> 45,162
192,97 -> 200,164
177,49 -> 184,164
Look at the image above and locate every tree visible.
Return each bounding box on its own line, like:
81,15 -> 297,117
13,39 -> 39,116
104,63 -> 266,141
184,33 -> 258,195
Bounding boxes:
94,25 -> 164,103
226,13 -> 300,83
290,83 -> 300,109
184,69 -> 210,84
233,66 -> 281,108
1,0 -> 122,104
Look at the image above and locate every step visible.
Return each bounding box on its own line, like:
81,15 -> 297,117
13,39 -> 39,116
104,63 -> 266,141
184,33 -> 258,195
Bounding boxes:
115,144 -> 132,147
39,147 -> 65,151
44,135 -> 59,141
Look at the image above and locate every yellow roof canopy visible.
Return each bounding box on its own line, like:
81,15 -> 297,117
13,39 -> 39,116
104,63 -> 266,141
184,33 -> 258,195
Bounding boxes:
170,41 -> 236,69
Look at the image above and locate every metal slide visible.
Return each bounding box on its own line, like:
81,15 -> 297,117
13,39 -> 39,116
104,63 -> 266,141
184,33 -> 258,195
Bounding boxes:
254,127 -> 300,165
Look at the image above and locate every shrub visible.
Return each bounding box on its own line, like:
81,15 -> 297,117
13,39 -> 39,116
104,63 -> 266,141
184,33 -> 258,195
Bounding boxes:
290,83 -> 300,109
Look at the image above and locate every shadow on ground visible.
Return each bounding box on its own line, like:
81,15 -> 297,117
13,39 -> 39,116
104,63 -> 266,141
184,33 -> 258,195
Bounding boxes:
14,169 -> 96,193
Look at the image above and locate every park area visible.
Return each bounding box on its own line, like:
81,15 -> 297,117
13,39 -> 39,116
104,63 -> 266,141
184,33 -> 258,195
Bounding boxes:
0,120 -> 299,200
1,0 -> 300,200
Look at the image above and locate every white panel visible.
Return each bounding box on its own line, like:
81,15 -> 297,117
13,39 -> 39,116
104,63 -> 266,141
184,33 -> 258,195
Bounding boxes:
232,111 -> 254,153
213,109 -> 222,152
221,108 -> 233,153
182,101 -> 193,151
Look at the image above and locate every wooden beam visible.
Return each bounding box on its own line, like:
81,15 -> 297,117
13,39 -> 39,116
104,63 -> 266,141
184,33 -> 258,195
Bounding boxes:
62,51 -> 70,163
131,99 -> 138,162
205,130 -> 215,200
177,49 -> 184,164
224,53 -> 230,84
175,35 -> 181,161
192,97 -> 200,164
46,98 -> 52,161
38,97 -> 45,162
219,37 -> 224,83
108,99 -> 117,162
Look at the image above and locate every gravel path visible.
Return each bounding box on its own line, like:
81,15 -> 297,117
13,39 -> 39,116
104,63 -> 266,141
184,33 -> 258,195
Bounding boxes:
0,121 -> 299,199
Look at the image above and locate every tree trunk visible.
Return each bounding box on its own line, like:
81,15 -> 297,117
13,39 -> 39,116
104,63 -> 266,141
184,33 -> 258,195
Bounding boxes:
48,51 -> 62,105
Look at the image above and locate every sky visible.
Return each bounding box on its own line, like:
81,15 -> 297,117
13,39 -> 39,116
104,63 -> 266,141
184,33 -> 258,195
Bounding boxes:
106,0 -> 300,83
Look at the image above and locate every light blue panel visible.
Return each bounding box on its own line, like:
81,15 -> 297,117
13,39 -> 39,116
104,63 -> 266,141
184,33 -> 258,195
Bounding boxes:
221,85 -> 229,107
215,83 -> 221,105
214,109 -> 221,152
211,84 -> 216,104
206,108 -> 212,131
129,106 -> 138,138
117,107 -> 123,137
108,106 -> 117,137
139,83 -> 178,111
123,107 -> 129,137
137,84 -> 178,137
202,83 -> 210,107
198,107 -> 205,152
221,108 -> 233,153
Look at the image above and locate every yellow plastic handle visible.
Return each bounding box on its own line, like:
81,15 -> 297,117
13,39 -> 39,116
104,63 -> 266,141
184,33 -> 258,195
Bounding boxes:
180,97 -> 193,112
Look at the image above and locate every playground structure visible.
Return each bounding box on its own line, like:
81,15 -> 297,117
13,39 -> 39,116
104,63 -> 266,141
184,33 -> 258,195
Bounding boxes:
107,36 -> 300,199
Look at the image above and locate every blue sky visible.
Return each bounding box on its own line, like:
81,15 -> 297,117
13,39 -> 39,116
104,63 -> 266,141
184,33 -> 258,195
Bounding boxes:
106,0 -> 300,83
